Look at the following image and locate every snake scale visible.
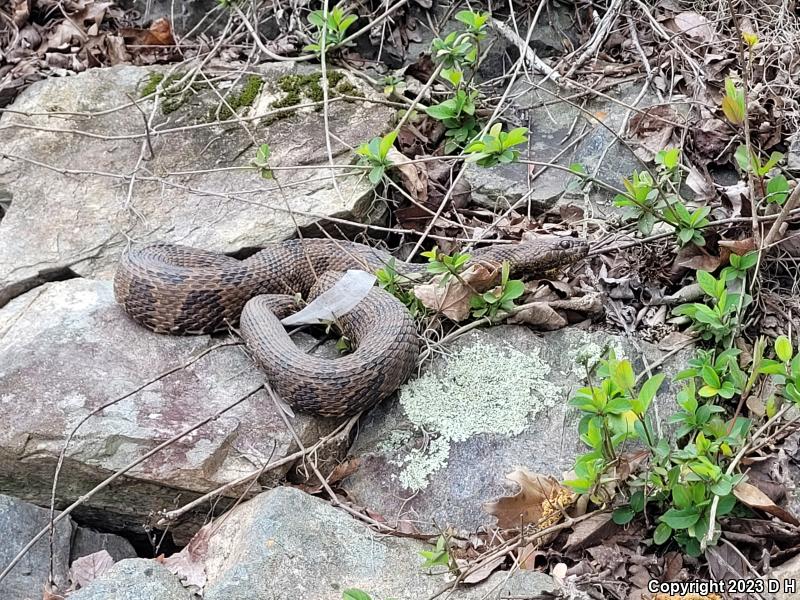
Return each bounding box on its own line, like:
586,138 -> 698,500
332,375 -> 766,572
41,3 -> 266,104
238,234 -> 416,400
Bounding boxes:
114,237 -> 588,417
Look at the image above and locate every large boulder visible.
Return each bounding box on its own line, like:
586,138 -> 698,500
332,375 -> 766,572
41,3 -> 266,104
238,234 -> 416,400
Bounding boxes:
0,62 -> 392,307
464,81 -> 658,215
69,559 -> 192,600
0,494 -> 135,600
343,326 -> 689,531
71,486 -> 555,600
0,279 -> 338,539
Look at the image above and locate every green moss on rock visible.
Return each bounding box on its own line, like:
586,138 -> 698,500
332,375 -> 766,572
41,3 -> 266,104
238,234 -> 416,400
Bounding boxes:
216,74 -> 265,120
140,72 -> 193,115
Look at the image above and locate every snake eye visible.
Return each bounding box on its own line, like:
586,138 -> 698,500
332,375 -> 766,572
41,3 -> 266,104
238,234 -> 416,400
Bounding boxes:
559,239 -> 573,249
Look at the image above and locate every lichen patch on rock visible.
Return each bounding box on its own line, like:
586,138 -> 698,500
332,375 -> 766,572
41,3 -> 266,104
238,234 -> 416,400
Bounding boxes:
394,340 -> 562,491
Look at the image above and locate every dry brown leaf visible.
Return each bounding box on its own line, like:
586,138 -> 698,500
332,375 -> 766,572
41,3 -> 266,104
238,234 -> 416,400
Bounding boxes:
120,18 -> 176,47
158,524 -> 211,591
11,0 -> 30,27
629,106 -> 679,159
674,245 -> 722,272
733,482 -> 800,526
657,330 -> 694,352
670,11 -> 715,42
387,148 -> 427,203
685,165 -> 715,202
328,458 -> 360,485
413,262 -> 498,321
42,581 -> 66,600
457,554 -> 505,584
508,302 -> 567,330
564,512 -> 618,551
518,544 -> 546,571
718,237 -> 756,256
69,550 -> 114,590
483,469 -> 571,530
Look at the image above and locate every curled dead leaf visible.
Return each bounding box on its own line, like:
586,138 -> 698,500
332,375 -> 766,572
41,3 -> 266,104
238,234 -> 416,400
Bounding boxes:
508,303 -> 567,330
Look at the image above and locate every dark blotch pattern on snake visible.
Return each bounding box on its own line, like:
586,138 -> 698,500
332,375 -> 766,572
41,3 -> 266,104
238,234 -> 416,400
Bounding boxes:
114,237 -> 588,417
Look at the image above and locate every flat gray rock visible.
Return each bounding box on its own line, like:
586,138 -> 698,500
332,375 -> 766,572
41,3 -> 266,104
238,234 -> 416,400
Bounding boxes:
199,486 -> 554,600
343,326 -> 689,531
69,559 -> 192,600
464,81 -> 657,215
0,278 -> 336,538
0,494 -> 135,600
0,63 -> 391,307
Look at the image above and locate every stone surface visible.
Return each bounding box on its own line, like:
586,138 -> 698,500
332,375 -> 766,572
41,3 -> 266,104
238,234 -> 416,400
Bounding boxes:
343,326 -> 689,531
771,552 -> 800,600
788,131 -> 800,173
69,559 -> 192,600
73,487 -> 554,600
464,81 -> 655,215
0,278 -> 337,538
0,63 -> 392,307
0,494 -> 135,600
197,486 -> 554,600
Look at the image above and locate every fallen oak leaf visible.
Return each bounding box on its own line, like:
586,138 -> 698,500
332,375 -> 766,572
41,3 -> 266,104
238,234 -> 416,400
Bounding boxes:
733,481 -> 800,526
413,261 -> 499,321
484,469 -> 573,532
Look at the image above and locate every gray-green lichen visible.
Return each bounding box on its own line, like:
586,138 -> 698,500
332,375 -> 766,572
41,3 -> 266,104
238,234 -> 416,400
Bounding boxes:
392,341 -> 562,491
566,333 -> 625,378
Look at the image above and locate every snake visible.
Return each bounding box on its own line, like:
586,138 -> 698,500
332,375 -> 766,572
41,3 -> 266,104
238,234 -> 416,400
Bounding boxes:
114,237 -> 588,417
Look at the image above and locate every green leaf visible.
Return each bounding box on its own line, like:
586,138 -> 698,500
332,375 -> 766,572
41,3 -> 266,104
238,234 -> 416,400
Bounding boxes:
369,166 -> 384,185
672,484 -> 691,510
307,11 -> 326,28
696,270 -> 718,298
611,360 -> 635,391
637,373 -> 665,413
661,507 -> 701,530
502,279 -> 525,301
766,174 -> 790,205
503,127 -> 529,147
734,144 -> 752,172
612,506 -> 636,525
343,590 -> 372,600
710,478 -> 733,496
630,491 -> 645,513
425,103 -> 457,120
379,131 -> 397,159
761,151 -> 784,175
717,494 -> 737,516
700,365 -> 721,388
776,335 -> 793,362
653,522 -> 672,545
570,163 -> 587,175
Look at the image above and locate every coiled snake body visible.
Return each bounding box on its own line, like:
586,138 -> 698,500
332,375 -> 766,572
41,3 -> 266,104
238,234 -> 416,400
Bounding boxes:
114,237 -> 588,417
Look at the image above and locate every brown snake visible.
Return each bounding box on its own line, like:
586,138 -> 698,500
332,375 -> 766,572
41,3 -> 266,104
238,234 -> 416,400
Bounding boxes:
114,237 -> 588,417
